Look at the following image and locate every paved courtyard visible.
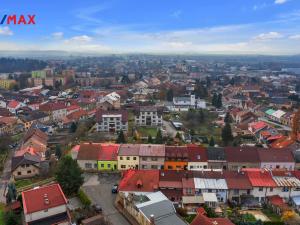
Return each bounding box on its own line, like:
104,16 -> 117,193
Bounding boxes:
82,173 -> 130,225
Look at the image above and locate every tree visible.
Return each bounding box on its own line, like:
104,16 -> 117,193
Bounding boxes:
4,211 -> 21,225
55,144 -> 62,159
148,135 -> 153,143
175,132 -> 181,140
211,93 -> 218,107
55,156 -> 84,196
166,89 -> 174,101
209,136 -> 215,147
216,93 -> 222,108
116,130 -> 126,143
70,122 -> 77,133
224,112 -> 232,124
222,122 -> 233,146
155,129 -> 163,144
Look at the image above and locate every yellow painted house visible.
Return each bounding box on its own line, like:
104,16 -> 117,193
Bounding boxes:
118,144 -> 140,170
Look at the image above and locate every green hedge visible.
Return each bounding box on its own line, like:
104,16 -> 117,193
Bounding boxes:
78,189 -> 91,207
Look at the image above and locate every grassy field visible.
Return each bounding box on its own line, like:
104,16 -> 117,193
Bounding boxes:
136,127 -> 158,137
262,208 -> 282,222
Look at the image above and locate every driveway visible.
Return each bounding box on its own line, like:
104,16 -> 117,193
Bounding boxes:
82,173 -> 130,225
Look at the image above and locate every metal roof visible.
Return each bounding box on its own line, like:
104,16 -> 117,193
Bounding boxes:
272,176 -> 300,187
194,178 -> 228,190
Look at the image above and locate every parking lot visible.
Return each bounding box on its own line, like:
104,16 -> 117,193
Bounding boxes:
82,173 -> 130,225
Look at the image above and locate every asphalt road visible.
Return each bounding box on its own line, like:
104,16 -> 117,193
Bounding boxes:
82,173 -> 130,225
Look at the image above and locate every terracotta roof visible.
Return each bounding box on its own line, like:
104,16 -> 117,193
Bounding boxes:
39,102 -> 66,112
159,170 -> 193,182
22,183 -> 68,214
243,169 -> 277,187
191,213 -> 234,225
118,170 -> 159,192
223,171 -> 252,190
267,195 -> 286,206
98,143 -> 119,161
165,146 -> 188,160
139,144 -> 165,157
7,100 -> 20,109
257,148 -> 294,162
225,147 -> 259,163
187,145 -> 207,162
77,143 -> 101,160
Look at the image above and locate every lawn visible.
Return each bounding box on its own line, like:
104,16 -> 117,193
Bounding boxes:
262,208 -> 282,222
136,127 -> 158,138
15,177 -> 44,189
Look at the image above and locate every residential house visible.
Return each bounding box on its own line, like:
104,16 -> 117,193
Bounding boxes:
224,171 -> 252,204
225,147 -> 260,171
97,143 -> 118,171
39,102 -> 67,121
258,149 -> 295,170
139,144 -> 165,170
96,109 -> 128,132
76,143 -> 101,171
244,169 -> 277,202
7,100 -> 25,114
22,183 -> 71,225
97,92 -> 121,110
120,191 -> 186,225
207,147 -> 227,170
190,209 -> 234,225
187,145 -> 208,171
11,154 -> 41,180
118,144 -> 140,170
19,111 -> 50,130
0,116 -> 18,135
164,146 -> 189,170
134,106 -> 163,127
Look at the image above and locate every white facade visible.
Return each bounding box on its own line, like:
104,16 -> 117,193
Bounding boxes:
260,162 -> 295,171
25,204 -> 68,223
96,114 -> 128,132
169,95 -> 206,111
135,110 -> 162,127
187,162 -> 208,170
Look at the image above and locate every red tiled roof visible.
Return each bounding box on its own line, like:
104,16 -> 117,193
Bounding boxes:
257,148 -> 294,162
7,100 -> 20,109
39,102 -> 66,112
223,171 -> 252,190
165,146 -> 188,160
191,213 -> 234,225
77,143 -> 101,160
243,169 -> 277,187
118,170 -> 159,192
267,195 -> 285,206
249,121 -> 267,131
22,183 -> 67,214
225,147 -> 259,163
187,145 -> 207,162
98,143 -> 119,161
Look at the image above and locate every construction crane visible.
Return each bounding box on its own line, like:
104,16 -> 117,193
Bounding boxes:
271,108 -> 300,148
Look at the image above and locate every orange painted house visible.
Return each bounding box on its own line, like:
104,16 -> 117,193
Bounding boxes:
164,146 -> 189,170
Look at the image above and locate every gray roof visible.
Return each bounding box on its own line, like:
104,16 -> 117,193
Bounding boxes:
139,200 -> 186,225
11,154 -> 41,171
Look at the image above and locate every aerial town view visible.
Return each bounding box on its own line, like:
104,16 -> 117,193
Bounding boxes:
1,0 -> 300,225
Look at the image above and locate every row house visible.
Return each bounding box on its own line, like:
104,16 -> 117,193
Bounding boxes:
139,144 -> 165,170
95,109 -> 128,132
118,144 -> 140,170
39,102 -> 67,122
134,106 -> 163,127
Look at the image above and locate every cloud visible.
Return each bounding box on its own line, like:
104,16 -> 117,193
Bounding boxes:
289,34 -> 300,40
253,3 -> 267,11
253,32 -> 282,41
170,10 -> 182,18
51,32 -> 64,40
0,26 -> 13,36
65,35 -> 92,43
274,0 -> 288,5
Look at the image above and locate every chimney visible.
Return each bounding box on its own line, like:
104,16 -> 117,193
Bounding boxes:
150,214 -> 155,225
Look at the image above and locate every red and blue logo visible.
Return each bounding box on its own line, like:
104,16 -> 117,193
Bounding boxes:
0,15 -> 35,25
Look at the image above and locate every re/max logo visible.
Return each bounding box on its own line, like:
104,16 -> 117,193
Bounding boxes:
0,15 -> 36,25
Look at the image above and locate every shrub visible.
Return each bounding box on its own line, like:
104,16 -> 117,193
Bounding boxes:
78,189 -> 91,207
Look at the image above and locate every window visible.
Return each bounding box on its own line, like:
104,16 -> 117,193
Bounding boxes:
85,163 -> 92,169
168,165 -> 173,170
282,187 -> 289,192
259,187 -> 263,192
142,157 -> 147,161
108,164 -> 111,168
94,164 -> 97,169
151,157 -> 157,161
142,165 -> 147,169
127,157 -> 130,160
27,170 -> 31,174
120,157 -> 123,160
121,165 -> 126,169
101,164 -> 104,168
133,157 -> 137,160
233,189 -> 239,195
186,188 -> 192,195
151,165 -> 158,169
269,187 -> 273,192
17,172 -> 21,175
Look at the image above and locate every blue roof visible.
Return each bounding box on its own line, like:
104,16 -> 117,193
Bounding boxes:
292,196 -> 300,205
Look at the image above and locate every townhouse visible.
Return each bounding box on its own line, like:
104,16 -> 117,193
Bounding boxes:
118,144 -> 140,170
76,143 -> 101,171
258,149 -> 295,170
97,143 -> 118,171
164,146 -> 189,170
39,102 -> 67,121
206,147 -> 227,170
139,144 -> 165,170
187,145 -> 208,170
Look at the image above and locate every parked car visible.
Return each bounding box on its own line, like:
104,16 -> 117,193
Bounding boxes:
112,184 -> 118,193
